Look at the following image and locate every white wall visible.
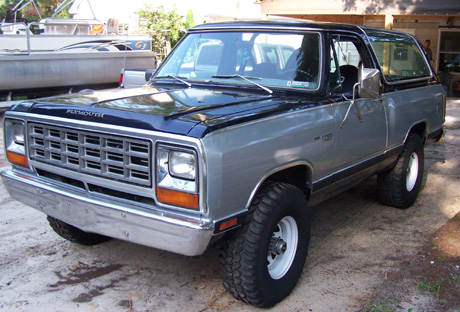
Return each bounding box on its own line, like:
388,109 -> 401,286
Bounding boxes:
70,0 -> 262,31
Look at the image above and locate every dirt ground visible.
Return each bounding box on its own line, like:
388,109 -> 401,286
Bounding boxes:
358,210 -> 460,312
0,99 -> 459,312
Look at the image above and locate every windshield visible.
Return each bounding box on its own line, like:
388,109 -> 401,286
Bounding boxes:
154,31 -> 321,91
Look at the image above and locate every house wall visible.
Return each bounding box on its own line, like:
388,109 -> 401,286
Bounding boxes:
261,0 -> 460,73
261,0 -> 460,16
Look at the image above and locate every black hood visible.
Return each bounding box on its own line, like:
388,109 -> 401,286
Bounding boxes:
11,85 -> 321,138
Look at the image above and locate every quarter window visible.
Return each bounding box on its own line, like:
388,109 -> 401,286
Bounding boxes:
366,30 -> 432,83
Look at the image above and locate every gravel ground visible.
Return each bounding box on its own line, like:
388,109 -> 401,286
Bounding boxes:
0,98 -> 459,312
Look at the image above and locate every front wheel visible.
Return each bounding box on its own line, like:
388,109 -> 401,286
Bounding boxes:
377,133 -> 424,208
47,216 -> 111,245
220,182 -> 310,308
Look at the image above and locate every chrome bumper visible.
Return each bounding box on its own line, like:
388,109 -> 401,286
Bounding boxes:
1,169 -> 214,256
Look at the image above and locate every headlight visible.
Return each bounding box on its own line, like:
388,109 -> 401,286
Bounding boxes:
156,145 -> 198,210
169,150 -> 196,180
12,123 -> 25,144
4,119 -> 28,168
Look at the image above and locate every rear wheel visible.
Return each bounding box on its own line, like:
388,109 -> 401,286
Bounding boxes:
47,216 -> 110,245
377,133 -> 424,208
220,182 -> 310,307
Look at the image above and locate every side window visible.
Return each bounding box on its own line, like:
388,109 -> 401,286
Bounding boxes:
334,40 -> 361,67
329,44 -> 341,91
366,30 -> 431,83
330,35 -> 368,93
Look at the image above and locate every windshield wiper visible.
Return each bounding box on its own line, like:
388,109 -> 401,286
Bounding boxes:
154,75 -> 191,87
212,74 -> 273,94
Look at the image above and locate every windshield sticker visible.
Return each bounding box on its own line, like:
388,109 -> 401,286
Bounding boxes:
287,81 -> 310,88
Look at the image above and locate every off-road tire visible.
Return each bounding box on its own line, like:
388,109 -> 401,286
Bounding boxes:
377,133 -> 424,208
47,216 -> 110,245
220,182 -> 310,308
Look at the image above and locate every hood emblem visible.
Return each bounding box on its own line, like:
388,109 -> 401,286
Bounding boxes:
66,109 -> 104,118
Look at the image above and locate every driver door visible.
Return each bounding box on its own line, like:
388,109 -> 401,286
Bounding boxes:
330,34 -> 388,179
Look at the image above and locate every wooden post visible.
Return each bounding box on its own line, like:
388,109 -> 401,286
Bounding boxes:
382,14 -> 394,75
385,14 -> 394,30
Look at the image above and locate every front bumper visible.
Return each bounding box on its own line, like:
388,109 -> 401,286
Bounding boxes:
1,169 -> 214,256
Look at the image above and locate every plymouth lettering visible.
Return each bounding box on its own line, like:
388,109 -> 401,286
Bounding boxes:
66,109 -> 104,118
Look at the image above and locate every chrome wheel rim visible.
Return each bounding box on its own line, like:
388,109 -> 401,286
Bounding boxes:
267,216 -> 298,280
406,152 -> 419,192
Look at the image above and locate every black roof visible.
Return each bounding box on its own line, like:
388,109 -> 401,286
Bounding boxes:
189,20 -> 414,38
190,20 -> 364,33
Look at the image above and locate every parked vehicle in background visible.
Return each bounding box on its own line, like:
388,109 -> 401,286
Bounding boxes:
1,20 -> 445,307
120,41 -> 294,88
120,67 -> 156,88
0,0 -> 155,101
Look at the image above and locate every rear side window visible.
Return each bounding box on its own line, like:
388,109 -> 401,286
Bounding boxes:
365,30 -> 432,84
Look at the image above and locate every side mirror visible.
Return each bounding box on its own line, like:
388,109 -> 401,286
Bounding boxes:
341,67 -> 381,128
145,68 -> 155,81
359,68 -> 381,99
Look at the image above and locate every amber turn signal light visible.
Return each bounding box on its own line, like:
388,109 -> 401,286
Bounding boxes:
219,218 -> 238,231
156,187 -> 199,210
6,151 -> 29,168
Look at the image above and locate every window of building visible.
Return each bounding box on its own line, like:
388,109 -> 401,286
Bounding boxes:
438,29 -> 460,73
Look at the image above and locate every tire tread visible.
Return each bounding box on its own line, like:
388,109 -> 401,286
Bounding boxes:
47,216 -> 110,246
377,133 -> 424,208
219,182 -> 309,307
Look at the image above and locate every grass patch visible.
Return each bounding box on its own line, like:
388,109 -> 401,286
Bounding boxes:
417,279 -> 444,300
417,276 -> 460,301
364,298 -> 397,312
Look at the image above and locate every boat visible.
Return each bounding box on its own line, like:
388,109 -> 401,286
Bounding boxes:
0,0 -> 156,100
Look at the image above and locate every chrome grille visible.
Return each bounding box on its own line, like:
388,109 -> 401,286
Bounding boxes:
27,123 -> 151,186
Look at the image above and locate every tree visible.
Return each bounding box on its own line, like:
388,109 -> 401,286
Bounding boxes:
185,9 -> 195,29
138,5 -> 195,60
1,0 -> 70,23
